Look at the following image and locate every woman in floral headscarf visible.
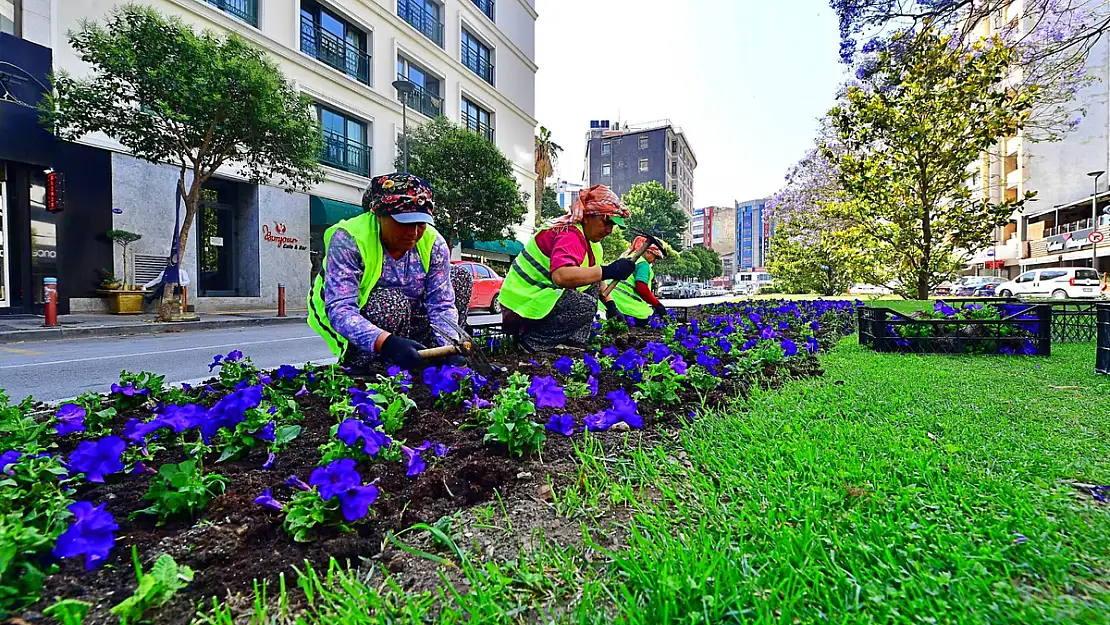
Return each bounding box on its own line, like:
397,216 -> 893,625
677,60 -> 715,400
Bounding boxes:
498,184 -> 636,352
308,173 -> 472,373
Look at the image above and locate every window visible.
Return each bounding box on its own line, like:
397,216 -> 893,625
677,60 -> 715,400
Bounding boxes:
671,161 -> 677,175
639,136 -> 648,150
602,164 -> 611,177
471,0 -> 494,21
316,105 -> 370,177
639,158 -> 649,172
1,0 -> 17,35
1015,272 -> 1035,283
397,57 -> 443,117
461,97 -> 494,142
671,184 -> 677,193
1077,269 -> 1099,281
461,29 -> 494,85
602,141 -> 611,155
671,140 -> 677,153
300,1 -> 371,85
398,0 -> 444,47
474,264 -> 492,278
1040,270 -> 1068,281
204,0 -> 258,27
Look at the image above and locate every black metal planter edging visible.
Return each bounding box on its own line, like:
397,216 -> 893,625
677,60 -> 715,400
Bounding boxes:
1097,303 -> 1110,374
858,303 -> 1052,356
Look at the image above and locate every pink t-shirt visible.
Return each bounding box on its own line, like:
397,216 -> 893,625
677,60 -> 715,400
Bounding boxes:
535,228 -> 596,272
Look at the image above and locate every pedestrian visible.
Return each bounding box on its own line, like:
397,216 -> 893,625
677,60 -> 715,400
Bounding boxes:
610,236 -> 668,325
498,184 -> 635,352
307,173 -> 472,374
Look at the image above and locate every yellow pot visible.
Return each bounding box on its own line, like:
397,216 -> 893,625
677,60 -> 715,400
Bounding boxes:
98,290 -> 146,315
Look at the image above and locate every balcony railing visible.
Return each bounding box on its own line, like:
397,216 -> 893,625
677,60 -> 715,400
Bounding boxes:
398,74 -> 443,118
462,47 -> 494,85
1045,216 -> 1110,238
471,0 -> 495,20
463,113 -> 494,143
300,17 -> 371,86
204,0 -> 258,27
398,0 -> 444,47
320,129 -> 370,177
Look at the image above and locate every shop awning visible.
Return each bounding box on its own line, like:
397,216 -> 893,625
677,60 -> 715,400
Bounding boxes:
310,196 -> 362,226
462,239 -> 524,256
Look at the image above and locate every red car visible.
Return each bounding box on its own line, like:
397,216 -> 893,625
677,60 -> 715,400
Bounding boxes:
452,261 -> 505,313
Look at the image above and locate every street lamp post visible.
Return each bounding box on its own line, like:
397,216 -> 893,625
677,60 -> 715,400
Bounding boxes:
1088,170 -> 1104,270
392,78 -> 417,174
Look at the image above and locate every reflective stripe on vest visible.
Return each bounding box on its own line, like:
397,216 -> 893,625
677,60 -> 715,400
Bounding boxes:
498,224 -> 604,320
307,213 -> 438,356
611,257 -> 654,320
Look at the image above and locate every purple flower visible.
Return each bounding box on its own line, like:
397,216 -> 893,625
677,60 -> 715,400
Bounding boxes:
275,365 -> 300,380
464,394 -> 492,412
203,385 -> 263,442
386,366 -> 414,391
309,459 -> 361,501
804,337 -> 819,354
601,346 -> 619,358
606,389 -> 642,429
52,502 -> 118,571
262,452 -> 276,470
209,354 -> 224,371
349,387 -> 377,407
336,419 -> 390,456
809,320 -> 820,332
67,436 -> 126,483
110,383 -> 149,398
54,404 -> 87,437
285,475 -> 311,491
613,349 -> 645,376
122,418 -> 165,446
423,365 -> 469,397
254,421 -> 276,443
338,484 -> 379,521
583,353 -> 601,376
545,414 -> 575,436
781,338 -> 798,358
717,339 -> 733,354
254,489 -> 284,512
760,326 -> 777,341
158,404 -> 207,433
680,335 -> 701,351
671,357 -> 688,376
130,461 -> 156,476
584,411 -> 617,431
528,376 -> 567,409
295,385 -> 309,398
554,356 -> 574,376
587,375 -> 599,396
0,450 -> 22,474
433,443 -> 449,457
695,350 -> 719,371
642,342 -> 672,364
401,443 -> 430,477
226,350 -> 244,362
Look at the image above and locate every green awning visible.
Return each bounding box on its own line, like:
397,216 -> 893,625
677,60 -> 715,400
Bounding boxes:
462,239 -> 524,256
310,196 -> 362,226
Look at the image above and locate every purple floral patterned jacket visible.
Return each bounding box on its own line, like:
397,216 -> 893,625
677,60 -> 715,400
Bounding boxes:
323,229 -> 458,354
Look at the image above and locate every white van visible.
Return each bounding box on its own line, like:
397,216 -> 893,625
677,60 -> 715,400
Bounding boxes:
996,268 -> 1102,299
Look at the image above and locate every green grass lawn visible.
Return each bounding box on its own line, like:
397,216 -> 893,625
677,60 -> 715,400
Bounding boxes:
202,343 -> 1110,624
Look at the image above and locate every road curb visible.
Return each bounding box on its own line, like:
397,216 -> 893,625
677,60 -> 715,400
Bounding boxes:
0,316 -> 307,345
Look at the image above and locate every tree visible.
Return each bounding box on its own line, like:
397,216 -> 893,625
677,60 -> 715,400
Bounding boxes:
534,126 -> 562,227
105,230 -> 142,289
685,246 -> 724,282
622,182 -> 689,249
400,116 -> 527,246
601,226 -> 630,263
45,4 -> 322,320
826,28 -> 1036,299
540,184 -> 563,221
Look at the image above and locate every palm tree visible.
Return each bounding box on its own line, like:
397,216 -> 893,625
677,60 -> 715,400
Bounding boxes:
534,126 -> 562,227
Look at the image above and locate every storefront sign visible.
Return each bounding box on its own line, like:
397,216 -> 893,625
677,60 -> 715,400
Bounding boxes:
262,221 -> 306,251
1046,229 -> 1093,253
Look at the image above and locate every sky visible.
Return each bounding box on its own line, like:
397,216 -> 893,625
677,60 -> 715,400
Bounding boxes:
534,0 -> 849,208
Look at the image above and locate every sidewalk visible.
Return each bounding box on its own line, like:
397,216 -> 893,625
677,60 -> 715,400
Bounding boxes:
0,310 -> 308,344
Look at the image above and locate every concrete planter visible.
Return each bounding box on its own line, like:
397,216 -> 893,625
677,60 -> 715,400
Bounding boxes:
98,290 -> 146,315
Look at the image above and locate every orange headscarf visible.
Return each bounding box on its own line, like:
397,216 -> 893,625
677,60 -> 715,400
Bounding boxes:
549,185 -> 630,233
630,236 -> 663,259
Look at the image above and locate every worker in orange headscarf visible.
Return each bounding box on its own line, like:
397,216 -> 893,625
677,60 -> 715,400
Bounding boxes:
610,235 -> 668,325
498,185 -> 635,352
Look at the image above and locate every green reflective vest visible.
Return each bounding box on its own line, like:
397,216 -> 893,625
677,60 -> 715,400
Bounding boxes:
307,212 -> 438,356
498,224 -> 605,320
611,257 -> 654,320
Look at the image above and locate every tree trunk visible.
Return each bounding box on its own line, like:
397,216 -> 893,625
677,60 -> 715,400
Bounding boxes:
156,179 -> 198,321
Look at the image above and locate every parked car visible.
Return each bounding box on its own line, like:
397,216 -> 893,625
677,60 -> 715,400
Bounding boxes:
954,277 -> 1004,296
971,278 -> 1006,297
451,261 -> 505,313
996,267 -> 1102,299
933,281 -> 956,296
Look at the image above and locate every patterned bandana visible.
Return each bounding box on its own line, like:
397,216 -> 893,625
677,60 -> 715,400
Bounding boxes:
549,184 -> 630,233
630,236 -> 664,259
362,173 -> 435,224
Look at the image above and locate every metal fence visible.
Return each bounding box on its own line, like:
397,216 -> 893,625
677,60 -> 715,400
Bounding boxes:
1098,304 -> 1109,374
858,303 -> 1052,356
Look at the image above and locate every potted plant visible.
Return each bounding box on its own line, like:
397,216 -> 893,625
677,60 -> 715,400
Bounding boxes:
97,268 -> 122,291
98,230 -> 145,314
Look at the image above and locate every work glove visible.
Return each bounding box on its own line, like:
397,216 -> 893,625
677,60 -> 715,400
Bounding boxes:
604,299 -> 620,319
652,304 -> 669,319
379,335 -> 428,372
443,353 -> 468,367
600,258 -> 636,282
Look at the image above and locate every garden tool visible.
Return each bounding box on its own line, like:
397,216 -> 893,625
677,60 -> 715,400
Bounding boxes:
418,318 -> 494,375
600,228 -> 666,298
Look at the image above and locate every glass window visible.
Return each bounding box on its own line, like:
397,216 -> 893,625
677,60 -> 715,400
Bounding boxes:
602,164 -> 611,177
461,97 -> 493,141
316,105 -> 369,176
1040,270 -> 1067,281
1,0 -> 17,36
602,141 -> 611,154
461,29 -> 493,84
639,136 -> 648,150
639,158 -> 649,172
474,264 -> 492,278
1076,269 -> 1099,280
28,172 -> 57,305
1015,272 -> 1035,283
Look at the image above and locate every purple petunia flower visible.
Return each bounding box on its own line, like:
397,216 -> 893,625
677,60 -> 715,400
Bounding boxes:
130,461 -> 156,476
0,450 -> 22,474
349,387 -> 377,408
423,365 -> 470,397
528,376 -> 567,409
464,394 -> 492,412
309,459 -> 361,501
285,475 -> 311,491
583,353 -> 601,376
254,421 -> 276,443
760,326 -> 777,341
601,346 -> 619,358
53,501 -> 119,571
54,404 -> 87,437
810,320 -> 820,332
203,385 -> 263,443
110,382 -> 149,398
262,452 -> 276,470
67,436 -> 126,483
587,375 -> 599,396
401,442 -> 431,477
642,342 -> 672,364
554,356 -> 574,376
254,489 -> 284,512
275,365 -> 300,380
122,418 -> 164,446
157,403 -> 207,433
545,414 -> 575,436
584,411 -> 617,432
606,389 -> 642,429
804,336 -> 820,354
336,419 -> 390,456
295,385 -> 309,398
717,339 -> 733,354
695,350 -> 719,371
671,357 -> 688,376
680,335 -> 701,351
338,484 -> 379,521
781,338 -> 799,358
208,354 -> 224,371
226,350 -> 244,362
433,443 -> 449,457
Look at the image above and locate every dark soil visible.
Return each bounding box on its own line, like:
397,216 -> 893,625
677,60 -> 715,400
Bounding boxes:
26,320 -> 835,625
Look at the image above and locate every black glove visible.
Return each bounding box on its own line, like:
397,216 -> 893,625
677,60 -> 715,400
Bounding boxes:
379,335 -> 428,372
604,299 -> 620,318
652,304 -> 668,319
444,354 -> 467,367
601,258 -> 636,282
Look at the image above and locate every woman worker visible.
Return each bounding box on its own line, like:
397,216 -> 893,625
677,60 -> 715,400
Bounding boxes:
308,173 -> 473,373
610,236 -> 669,325
499,185 -> 636,352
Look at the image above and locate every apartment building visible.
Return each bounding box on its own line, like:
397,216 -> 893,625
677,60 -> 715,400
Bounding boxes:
691,207 -> 709,247
735,197 -> 773,285
582,119 -> 697,244
1,0 -> 537,314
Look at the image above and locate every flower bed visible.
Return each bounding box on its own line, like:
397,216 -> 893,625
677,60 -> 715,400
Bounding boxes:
859,301 -> 1052,355
1098,303 -> 1110,374
0,300 -> 857,624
